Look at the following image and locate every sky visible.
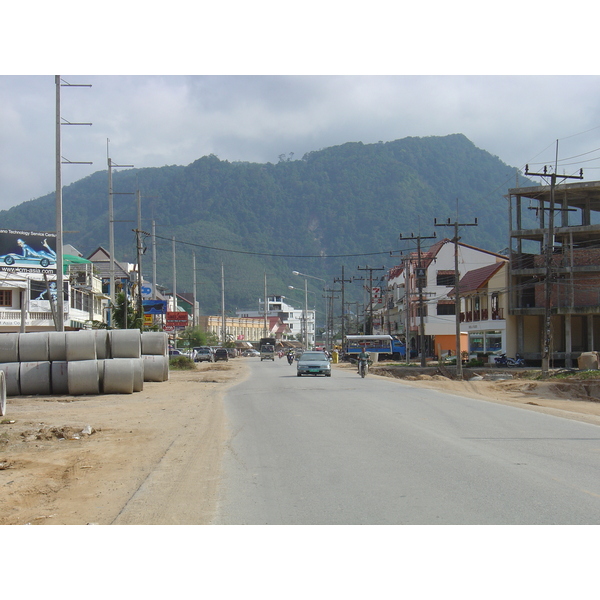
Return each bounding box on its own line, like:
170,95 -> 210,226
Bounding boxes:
2,74 -> 600,213
2,2 -> 599,214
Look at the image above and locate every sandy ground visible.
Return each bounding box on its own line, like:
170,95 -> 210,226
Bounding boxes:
2,358 -> 600,525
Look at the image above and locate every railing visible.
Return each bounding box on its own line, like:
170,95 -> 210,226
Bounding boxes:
460,308 -> 504,322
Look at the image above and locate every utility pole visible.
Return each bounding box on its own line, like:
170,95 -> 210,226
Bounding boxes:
55,76 -> 92,332
356,266 -> 386,335
323,287 -> 341,350
221,263 -> 226,344
434,215 -> 478,379
107,142 -> 134,327
398,233 -> 436,367
334,265 -> 353,351
526,152 -> 583,378
172,236 -> 177,316
192,252 -> 197,328
264,273 -> 268,338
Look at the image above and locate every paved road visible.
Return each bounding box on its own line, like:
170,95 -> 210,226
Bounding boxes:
213,359 -> 600,524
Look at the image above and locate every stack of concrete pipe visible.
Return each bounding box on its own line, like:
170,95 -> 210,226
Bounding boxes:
0,330 -> 169,397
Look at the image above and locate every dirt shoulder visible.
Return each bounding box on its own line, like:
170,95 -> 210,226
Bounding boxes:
0,359 -> 248,525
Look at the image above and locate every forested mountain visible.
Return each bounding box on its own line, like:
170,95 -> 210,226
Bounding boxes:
0,134 -> 532,315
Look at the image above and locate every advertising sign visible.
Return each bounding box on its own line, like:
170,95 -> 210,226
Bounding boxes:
0,229 -> 57,273
29,279 -> 69,311
166,311 -> 189,327
143,299 -> 167,314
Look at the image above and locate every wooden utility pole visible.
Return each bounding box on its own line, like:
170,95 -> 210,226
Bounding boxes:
334,266 -> 353,350
434,215 -> 478,379
526,153 -> 583,378
356,265 -> 386,335
399,233 -> 436,367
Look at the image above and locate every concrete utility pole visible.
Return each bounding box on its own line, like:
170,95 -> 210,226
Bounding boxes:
526,151 -> 583,378
355,266 -> 386,335
107,143 -> 134,326
221,263 -> 226,344
398,233 -> 436,367
55,76 -> 92,332
334,266 -> 353,350
264,273 -> 268,338
434,215 -> 478,379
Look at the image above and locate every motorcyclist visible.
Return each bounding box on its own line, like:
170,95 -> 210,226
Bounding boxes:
287,350 -> 295,365
357,347 -> 370,373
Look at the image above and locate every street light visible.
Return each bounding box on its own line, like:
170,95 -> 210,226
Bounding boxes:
292,271 -> 326,350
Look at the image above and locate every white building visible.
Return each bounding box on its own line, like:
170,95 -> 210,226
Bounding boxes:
381,238 -> 508,357
237,295 -> 316,348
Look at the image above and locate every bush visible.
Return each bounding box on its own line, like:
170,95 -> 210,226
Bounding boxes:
169,356 -> 196,370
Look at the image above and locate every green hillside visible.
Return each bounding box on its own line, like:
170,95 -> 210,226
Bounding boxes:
0,134 -> 531,315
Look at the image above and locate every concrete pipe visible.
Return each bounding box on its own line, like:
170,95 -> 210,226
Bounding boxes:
48,331 -> 67,361
97,359 -> 105,394
51,361 -> 69,395
0,333 -> 19,363
132,357 -> 143,392
67,360 -> 100,396
66,330 -> 97,362
142,355 -> 169,382
19,361 -> 51,395
102,358 -> 134,394
141,332 -> 168,356
94,330 -> 111,360
18,332 -> 50,362
0,370 -> 6,416
110,330 -> 141,358
0,363 -> 20,396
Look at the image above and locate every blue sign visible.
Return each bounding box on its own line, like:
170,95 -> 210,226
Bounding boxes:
142,299 -> 167,314
141,286 -> 152,295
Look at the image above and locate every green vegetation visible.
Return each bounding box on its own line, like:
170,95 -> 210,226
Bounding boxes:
168,355 -> 196,370
0,134 -> 535,314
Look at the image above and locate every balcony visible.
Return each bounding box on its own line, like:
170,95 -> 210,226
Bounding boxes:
460,308 -> 504,322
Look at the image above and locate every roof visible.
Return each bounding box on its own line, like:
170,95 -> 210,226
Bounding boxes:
449,262 -> 505,296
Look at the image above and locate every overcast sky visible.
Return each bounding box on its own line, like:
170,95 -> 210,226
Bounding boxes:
2,4 -> 600,213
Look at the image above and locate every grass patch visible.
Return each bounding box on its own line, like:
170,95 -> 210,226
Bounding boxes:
169,356 -> 196,370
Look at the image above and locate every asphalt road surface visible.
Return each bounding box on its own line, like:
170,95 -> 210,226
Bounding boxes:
213,359 -> 600,524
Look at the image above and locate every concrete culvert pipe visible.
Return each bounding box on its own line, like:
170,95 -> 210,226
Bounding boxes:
51,361 -> 69,395
141,332 -> 168,356
0,371 -> 6,416
0,363 -> 20,396
142,355 -> 169,382
0,333 -> 19,363
48,331 -> 67,361
102,358 -> 134,394
18,332 -> 50,362
110,330 -> 141,358
19,361 -> 51,395
66,330 -> 97,362
67,360 -> 100,396
94,330 -> 111,360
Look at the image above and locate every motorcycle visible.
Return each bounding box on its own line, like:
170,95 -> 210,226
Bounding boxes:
494,353 -> 525,367
358,358 -> 369,378
287,353 -> 295,365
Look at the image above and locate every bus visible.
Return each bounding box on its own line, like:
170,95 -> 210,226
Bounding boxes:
345,335 -> 406,359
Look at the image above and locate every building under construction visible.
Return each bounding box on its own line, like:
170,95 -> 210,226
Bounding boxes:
508,179 -> 600,367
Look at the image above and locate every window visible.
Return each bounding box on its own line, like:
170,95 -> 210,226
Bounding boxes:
437,303 -> 455,316
0,290 -> 12,306
437,271 -> 455,286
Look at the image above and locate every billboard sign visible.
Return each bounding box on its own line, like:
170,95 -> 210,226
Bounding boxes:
166,311 -> 189,327
143,299 -> 167,314
0,229 -> 57,273
29,278 -> 69,311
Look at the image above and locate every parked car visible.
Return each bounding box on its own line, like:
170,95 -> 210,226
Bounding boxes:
243,349 -> 260,357
169,349 -> 184,357
213,348 -> 229,362
226,348 -> 237,358
297,351 -> 331,377
193,347 -> 214,362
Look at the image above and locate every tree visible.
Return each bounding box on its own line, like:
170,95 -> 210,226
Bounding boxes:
112,292 -> 142,330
